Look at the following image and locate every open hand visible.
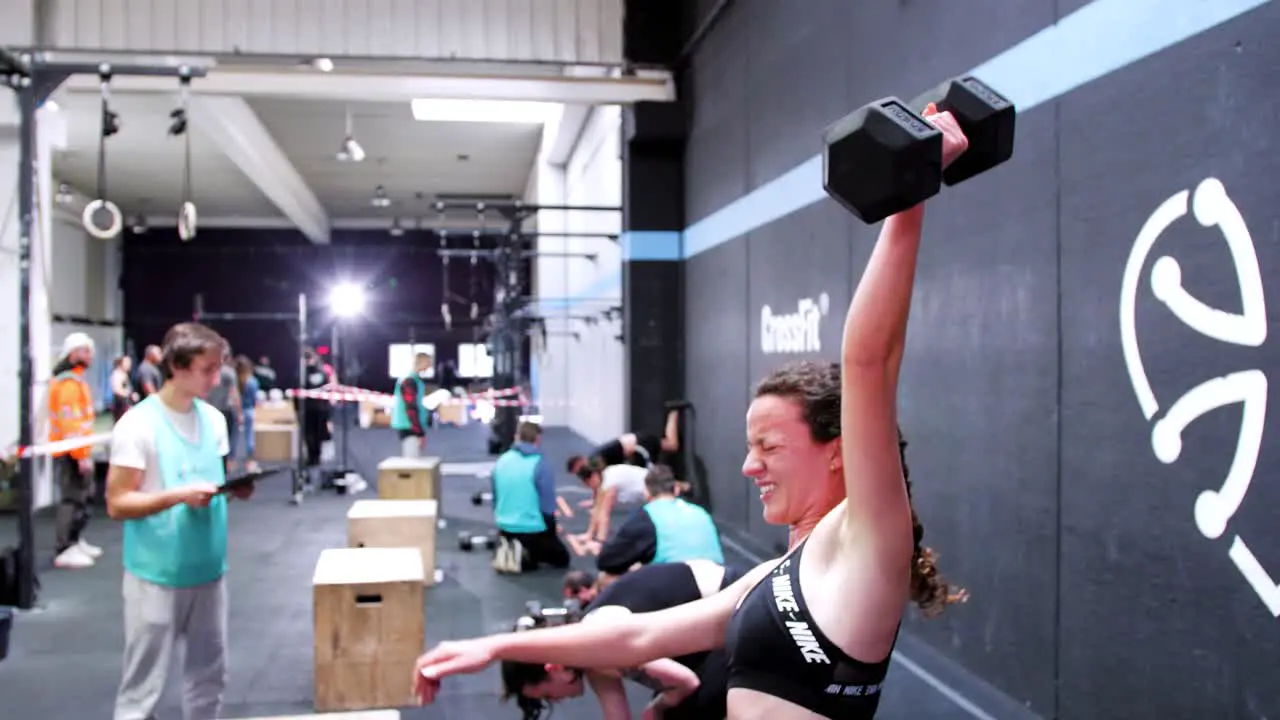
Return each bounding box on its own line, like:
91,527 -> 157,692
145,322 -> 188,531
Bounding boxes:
412,639 -> 498,704
921,104 -> 969,170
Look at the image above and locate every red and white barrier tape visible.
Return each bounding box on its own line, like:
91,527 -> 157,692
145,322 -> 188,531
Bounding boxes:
285,383 -> 529,406
5,432 -> 113,460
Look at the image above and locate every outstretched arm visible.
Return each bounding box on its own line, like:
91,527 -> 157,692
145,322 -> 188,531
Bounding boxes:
838,109 -> 969,553
413,562 -> 775,704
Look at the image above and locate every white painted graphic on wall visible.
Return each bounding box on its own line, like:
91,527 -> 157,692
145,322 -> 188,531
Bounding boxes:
761,293 -> 830,355
1119,177 -> 1277,615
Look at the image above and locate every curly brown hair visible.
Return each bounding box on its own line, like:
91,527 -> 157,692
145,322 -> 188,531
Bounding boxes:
753,360 -> 968,618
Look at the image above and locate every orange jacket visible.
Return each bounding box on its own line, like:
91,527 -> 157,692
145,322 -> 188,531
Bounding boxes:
49,367 -> 96,459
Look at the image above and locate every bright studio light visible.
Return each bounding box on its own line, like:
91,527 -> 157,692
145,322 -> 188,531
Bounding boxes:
330,283 -> 366,317
410,98 -> 559,124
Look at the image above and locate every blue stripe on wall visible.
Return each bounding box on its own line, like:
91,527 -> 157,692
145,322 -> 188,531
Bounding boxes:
622,230 -> 683,261
550,0 -> 1273,303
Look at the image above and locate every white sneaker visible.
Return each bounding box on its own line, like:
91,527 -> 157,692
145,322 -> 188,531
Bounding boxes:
505,539 -> 525,574
491,538 -> 511,573
54,545 -> 94,569
77,538 -> 103,559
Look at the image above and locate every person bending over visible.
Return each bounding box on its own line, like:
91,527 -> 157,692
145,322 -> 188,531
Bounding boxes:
106,322 -> 257,720
493,421 -> 570,573
595,465 -> 724,585
412,106 -> 972,720
565,407 -> 684,477
573,460 -> 650,547
504,560 -> 748,720
391,351 -> 433,457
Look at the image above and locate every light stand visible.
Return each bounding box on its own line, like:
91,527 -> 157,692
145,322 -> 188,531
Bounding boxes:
328,282 -> 365,486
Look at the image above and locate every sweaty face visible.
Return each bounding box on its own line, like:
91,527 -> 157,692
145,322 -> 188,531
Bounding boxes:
173,350 -> 225,399
742,394 -> 840,526
523,667 -> 584,701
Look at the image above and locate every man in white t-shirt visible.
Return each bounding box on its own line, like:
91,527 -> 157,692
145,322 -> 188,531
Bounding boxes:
105,322 -> 257,720
575,462 -> 649,545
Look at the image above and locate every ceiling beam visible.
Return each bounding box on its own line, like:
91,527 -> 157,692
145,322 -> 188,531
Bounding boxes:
187,95 -> 331,245
58,68 -> 675,105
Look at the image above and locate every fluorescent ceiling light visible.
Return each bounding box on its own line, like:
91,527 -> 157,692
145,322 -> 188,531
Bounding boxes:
410,98 -> 559,124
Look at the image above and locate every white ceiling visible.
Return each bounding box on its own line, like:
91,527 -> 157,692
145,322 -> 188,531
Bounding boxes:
249,97 -> 543,220
48,89 -> 545,229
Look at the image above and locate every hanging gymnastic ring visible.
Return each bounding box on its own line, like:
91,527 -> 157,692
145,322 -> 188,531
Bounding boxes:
178,200 -> 198,241
82,198 -> 123,239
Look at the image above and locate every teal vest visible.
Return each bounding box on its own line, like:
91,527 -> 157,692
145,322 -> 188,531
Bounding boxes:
492,448 -> 546,534
122,396 -> 229,588
390,375 -> 429,432
644,497 -> 724,565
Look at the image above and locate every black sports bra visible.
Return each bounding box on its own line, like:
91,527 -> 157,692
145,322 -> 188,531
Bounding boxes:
724,539 -> 896,719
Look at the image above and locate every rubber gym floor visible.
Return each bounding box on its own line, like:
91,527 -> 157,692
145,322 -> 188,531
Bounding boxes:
0,421 -> 976,719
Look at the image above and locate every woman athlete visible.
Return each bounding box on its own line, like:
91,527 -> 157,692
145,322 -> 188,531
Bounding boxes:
412,105 -> 972,719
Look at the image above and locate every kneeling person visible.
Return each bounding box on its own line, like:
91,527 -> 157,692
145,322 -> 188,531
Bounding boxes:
596,465 -> 723,583
504,560 -> 745,720
493,421 -> 570,573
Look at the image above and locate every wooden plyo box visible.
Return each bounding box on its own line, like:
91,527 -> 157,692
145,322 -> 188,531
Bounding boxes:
376,457 -> 440,500
313,548 -> 425,712
254,425 -> 296,463
435,402 -> 465,426
255,401 -> 297,425
347,499 -> 438,587
240,707 -> 396,712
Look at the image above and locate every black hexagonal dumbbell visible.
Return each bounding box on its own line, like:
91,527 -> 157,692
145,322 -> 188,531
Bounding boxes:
822,75 -> 1016,224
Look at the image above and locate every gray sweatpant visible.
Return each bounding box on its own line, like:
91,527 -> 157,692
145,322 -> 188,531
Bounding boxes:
114,572 -> 228,720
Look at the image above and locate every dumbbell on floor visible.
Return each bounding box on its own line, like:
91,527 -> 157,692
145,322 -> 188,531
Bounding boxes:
525,598 -> 584,626
822,75 -> 1016,224
458,530 -> 499,551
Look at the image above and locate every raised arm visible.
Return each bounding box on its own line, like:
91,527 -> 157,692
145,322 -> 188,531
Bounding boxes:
838,109 -> 968,551
413,561 -> 775,704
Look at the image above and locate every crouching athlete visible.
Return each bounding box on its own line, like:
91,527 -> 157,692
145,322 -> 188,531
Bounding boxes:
498,560 -> 746,720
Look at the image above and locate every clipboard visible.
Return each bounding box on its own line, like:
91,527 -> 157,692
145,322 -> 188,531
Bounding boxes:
216,469 -> 277,495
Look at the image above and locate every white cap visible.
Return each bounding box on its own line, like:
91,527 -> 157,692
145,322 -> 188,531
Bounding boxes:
60,332 -> 95,359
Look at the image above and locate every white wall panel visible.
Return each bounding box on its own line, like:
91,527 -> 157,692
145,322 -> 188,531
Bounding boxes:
0,0 -> 37,46
42,0 -> 625,64
533,104 -> 622,443
47,216 -> 120,323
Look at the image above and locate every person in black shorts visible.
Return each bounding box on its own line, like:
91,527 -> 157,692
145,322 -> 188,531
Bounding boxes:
493,560 -> 746,720
565,406 -> 684,478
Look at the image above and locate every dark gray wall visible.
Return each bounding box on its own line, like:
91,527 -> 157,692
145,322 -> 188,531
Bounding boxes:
680,1 -> 1280,717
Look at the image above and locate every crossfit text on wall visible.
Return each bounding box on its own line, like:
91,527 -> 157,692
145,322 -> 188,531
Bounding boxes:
761,293 -> 830,355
